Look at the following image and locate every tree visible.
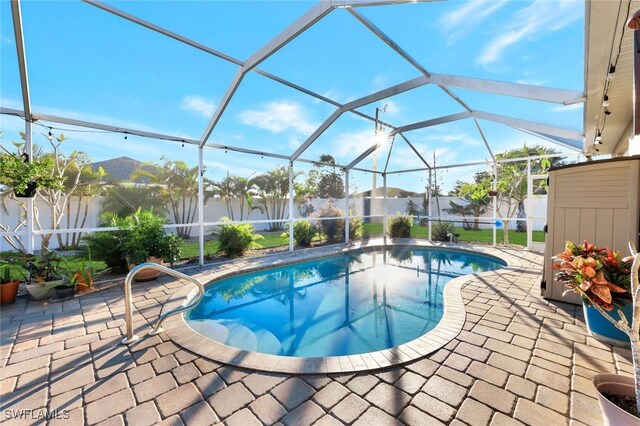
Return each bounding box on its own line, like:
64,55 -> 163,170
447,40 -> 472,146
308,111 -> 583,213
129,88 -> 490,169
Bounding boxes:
209,173 -> 236,220
63,163 -> 106,248
131,158 -> 199,238
446,171 -> 491,231
100,185 -> 167,218
254,166 -> 297,231
33,133 -> 89,251
309,154 -> 344,199
491,145 -> 562,244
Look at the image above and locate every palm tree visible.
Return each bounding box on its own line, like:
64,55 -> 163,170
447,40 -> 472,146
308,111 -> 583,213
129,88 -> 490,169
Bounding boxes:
231,175 -> 261,221
254,166 -> 297,231
130,157 -> 198,238
209,173 -> 236,220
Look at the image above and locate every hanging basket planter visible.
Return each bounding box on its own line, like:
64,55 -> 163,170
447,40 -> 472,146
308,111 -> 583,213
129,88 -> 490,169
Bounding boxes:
14,181 -> 38,198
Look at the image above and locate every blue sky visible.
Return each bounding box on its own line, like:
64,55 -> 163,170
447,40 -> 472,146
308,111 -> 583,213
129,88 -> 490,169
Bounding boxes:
0,0 -> 585,193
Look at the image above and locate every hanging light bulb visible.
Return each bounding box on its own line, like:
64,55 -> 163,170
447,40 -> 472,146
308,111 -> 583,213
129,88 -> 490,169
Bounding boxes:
602,95 -> 610,107
595,130 -> 602,145
607,64 -> 616,81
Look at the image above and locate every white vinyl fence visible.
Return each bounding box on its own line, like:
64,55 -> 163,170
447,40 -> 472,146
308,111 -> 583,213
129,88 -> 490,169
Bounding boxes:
0,195 -> 548,251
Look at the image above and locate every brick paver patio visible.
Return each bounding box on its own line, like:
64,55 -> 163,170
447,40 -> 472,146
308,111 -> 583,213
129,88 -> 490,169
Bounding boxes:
0,248 -> 633,425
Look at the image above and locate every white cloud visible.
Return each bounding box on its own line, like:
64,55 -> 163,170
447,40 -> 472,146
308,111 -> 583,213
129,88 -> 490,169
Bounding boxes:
439,0 -> 508,44
181,95 -> 215,118
330,129 -> 376,159
238,100 -> 317,135
478,0 -> 581,68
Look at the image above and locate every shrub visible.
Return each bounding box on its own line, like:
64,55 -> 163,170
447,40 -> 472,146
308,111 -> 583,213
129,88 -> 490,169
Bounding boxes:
388,215 -> 412,238
215,220 -> 263,258
284,220 -> 318,247
315,202 -> 362,243
81,213 -> 129,273
120,209 -> 182,265
432,220 -> 455,242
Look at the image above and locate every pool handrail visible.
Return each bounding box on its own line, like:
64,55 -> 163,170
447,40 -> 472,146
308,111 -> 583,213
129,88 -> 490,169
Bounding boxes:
122,263 -> 204,344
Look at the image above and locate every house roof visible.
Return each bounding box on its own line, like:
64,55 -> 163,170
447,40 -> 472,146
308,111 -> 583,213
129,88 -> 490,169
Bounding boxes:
92,156 -> 143,182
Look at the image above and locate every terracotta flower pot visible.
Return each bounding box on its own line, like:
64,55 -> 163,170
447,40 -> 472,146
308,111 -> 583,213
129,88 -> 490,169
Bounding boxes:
128,257 -> 163,282
74,270 -> 94,294
593,373 -> 640,425
0,280 -> 20,304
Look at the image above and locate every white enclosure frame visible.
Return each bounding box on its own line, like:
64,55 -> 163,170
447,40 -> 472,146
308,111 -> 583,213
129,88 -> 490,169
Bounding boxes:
1,0 -> 588,263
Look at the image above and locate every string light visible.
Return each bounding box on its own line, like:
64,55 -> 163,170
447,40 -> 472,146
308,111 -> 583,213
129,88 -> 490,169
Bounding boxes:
606,64 -> 616,81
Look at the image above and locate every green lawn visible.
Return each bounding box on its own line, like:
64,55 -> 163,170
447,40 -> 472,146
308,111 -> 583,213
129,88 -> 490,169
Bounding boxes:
6,223 -> 542,280
408,224 -> 544,246
357,222 -> 544,246
180,232 -> 288,259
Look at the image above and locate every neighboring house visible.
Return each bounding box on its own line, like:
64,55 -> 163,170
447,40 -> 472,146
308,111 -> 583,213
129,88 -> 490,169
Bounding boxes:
354,187 -> 423,198
91,156 -> 152,184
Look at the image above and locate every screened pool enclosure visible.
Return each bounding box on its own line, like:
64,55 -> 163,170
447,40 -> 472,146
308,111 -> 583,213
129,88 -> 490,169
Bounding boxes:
1,0 -> 592,265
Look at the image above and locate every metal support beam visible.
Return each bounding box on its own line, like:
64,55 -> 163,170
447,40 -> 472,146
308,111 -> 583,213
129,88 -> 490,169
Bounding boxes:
399,134 -> 431,168
82,0 -> 241,65
492,163 -> 498,248
25,121 -> 34,253
344,169 -> 350,244
84,0 -> 391,133
200,2 -> 332,147
428,169 -> 432,241
347,134 -> 394,170
390,112 -> 472,135
11,0 -> 34,253
1,107 -> 383,174
291,76 -> 430,162
11,0 -> 31,121
197,147 -> 205,266
472,110 -> 583,141
289,162 -> 295,252
199,68 -> 245,147
472,118 -> 495,161
291,109 -> 344,160
427,73 -> 584,105
515,128 -> 584,153
390,110 -> 582,144
526,160 -> 532,251
332,0 -> 437,7
382,173 -> 388,237
347,9 -> 430,77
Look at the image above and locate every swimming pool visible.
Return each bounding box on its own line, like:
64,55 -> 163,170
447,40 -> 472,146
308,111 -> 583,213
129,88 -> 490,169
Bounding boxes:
187,247 -> 506,358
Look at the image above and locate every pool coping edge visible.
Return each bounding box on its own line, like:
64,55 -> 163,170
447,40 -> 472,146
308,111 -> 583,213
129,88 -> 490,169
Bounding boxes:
157,239 -> 526,374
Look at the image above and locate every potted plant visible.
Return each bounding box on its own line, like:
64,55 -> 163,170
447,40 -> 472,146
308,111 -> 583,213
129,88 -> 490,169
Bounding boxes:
120,209 -> 181,282
0,151 -> 63,198
554,240 -> 640,424
0,251 -> 27,304
61,257 -> 95,294
24,250 -> 66,300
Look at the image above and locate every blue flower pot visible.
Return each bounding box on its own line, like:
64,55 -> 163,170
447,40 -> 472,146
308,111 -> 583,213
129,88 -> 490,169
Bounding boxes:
583,301 -> 633,347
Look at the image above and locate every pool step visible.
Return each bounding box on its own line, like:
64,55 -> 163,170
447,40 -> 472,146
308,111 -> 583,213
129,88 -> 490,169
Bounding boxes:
187,319 -> 283,355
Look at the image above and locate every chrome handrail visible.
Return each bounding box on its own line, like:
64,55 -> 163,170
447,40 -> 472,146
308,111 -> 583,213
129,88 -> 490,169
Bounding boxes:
122,263 -> 204,344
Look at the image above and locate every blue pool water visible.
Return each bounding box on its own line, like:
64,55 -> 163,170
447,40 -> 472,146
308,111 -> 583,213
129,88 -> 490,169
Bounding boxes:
187,247 -> 505,357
